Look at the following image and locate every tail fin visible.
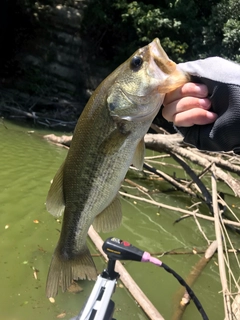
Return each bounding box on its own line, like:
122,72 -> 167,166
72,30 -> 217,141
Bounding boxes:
46,244 -> 97,298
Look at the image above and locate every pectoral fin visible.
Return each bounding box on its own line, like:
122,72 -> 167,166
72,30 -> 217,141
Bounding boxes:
92,194 -> 122,233
46,161 -> 65,217
132,138 -> 145,170
100,126 -> 130,155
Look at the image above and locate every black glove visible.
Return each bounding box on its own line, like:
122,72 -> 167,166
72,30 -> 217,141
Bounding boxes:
177,57 -> 240,153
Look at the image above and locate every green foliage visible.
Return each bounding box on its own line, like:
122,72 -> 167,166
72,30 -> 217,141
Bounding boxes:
201,0 -> 240,62
82,0 -> 240,65
2,0 -> 240,71
82,0 -> 192,64
118,1 -> 189,61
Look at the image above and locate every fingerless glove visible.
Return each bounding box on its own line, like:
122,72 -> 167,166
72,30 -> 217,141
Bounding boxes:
177,57 -> 240,153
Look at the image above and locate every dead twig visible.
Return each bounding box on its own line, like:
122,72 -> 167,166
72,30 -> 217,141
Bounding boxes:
144,133 -> 240,197
212,165 -> 233,320
119,191 -> 240,228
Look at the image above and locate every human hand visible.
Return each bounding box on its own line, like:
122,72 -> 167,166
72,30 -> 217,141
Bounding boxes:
163,82 -> 217,126
161,57 -> 240,153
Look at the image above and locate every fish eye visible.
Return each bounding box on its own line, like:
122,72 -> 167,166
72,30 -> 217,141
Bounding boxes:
130,56 -> 143,70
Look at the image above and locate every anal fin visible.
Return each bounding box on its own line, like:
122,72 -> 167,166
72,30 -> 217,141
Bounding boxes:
92,194 -> 122,233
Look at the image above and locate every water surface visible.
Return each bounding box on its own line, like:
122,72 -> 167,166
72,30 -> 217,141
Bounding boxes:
1,120 -> 237,320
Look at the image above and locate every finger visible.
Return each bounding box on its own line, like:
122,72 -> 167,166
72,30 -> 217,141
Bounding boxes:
163,82 -> 208,105
173,108 -> 217,127
162,97 -> 211,122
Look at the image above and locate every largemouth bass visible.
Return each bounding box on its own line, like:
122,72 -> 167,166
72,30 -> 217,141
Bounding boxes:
45,38 -> 188,298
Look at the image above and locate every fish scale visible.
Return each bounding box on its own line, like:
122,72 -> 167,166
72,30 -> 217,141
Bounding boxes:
45,38 -> 189,298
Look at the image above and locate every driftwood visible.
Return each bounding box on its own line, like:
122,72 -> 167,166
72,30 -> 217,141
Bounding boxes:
0,91 -> 80,130
44,134 -> 72,148
44,129 -> 240,319
43,131 -> 240,199
212,168 -> 233,320
171,240 -> 218,320
144,133 -> 240,197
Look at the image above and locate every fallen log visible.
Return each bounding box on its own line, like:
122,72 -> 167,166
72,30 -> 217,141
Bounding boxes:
144,133 -> 240,197
44,133 -> 72,147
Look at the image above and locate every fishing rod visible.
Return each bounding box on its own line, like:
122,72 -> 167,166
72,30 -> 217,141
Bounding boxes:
70,237 -> 209,320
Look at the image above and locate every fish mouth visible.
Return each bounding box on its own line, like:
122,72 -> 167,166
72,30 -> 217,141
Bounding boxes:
149,38 -> 169,61
148,38 -> 176,79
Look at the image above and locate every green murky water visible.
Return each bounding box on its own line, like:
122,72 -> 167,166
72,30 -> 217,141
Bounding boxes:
0,120 -> 239,320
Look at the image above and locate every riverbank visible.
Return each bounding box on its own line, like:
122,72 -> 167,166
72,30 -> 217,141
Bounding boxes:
0,1 -> 111,131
